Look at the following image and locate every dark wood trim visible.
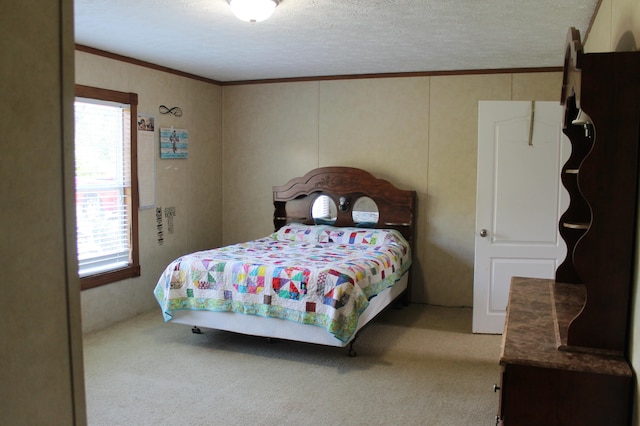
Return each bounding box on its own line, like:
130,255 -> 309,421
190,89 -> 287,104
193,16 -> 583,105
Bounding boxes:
75,84 -> 141,291
223,67 -> 563,86
76,44 -> 223,86
76,84 -> 137,105
129,102 -> 140,273
80,265 -> 141,291
76,44 -> 561,87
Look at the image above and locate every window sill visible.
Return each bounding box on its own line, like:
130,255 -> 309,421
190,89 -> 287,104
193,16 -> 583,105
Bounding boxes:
80,263 -> 141,290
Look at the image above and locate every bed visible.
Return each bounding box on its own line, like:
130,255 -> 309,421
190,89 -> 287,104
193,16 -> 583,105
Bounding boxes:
153,166 -> 416,355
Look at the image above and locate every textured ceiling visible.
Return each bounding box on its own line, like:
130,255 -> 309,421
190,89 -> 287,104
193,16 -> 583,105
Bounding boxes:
74,0 -> 598,83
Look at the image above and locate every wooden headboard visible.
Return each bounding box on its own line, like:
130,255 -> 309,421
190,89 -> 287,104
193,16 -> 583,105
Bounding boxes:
273,167 -> 416,246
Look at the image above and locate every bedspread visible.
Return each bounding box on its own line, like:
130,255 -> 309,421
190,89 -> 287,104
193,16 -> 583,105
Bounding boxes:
153,224 -> 411,342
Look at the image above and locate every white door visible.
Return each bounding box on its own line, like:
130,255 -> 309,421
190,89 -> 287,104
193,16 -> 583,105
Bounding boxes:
472,101 -> 569,334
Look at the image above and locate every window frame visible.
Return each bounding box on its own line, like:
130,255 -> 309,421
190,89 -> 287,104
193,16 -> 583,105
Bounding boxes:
75,85 -> 140,290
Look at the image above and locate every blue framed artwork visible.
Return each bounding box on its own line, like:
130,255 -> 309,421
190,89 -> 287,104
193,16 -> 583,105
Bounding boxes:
160,128 -> 188,159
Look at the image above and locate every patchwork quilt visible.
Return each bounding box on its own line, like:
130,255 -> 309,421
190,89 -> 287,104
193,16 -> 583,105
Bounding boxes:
153,224 -> 411,342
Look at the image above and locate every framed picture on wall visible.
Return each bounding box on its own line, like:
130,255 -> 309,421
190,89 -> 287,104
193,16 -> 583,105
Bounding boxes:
160,127 -> 188,159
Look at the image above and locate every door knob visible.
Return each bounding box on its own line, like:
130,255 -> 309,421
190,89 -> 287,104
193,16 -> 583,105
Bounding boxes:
479,229 -> 488,237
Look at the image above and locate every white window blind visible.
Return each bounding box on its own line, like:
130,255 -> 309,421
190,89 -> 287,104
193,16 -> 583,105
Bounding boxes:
75,99 -> 132,277
312,195 -> 331,219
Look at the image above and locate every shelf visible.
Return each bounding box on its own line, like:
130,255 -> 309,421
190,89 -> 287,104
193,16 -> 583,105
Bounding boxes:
562,222 -> 589,230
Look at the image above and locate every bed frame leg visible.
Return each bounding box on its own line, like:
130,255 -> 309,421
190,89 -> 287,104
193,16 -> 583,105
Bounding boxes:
348,336 -> 358,357
191,326 -> 202,334
401,289 -> 410,306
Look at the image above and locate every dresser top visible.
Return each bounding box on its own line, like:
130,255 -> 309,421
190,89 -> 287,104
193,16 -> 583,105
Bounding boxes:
500,277 -> 632,377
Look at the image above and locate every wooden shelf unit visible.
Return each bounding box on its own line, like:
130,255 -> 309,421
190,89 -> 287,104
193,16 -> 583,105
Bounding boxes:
557,29 -> 640,354
496,27 -> 640,425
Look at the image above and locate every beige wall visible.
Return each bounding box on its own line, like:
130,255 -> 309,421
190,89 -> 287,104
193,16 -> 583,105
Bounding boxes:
586,0 -> 640,53
222,72 -> 562,305
1,1 -> 86,424
74,57 -> 562,319
584,0 -> 640,423
75,52 -> 223,333
76,67 -> 560,318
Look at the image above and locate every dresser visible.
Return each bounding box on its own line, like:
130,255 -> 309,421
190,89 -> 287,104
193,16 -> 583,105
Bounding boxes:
498,277 -> 632,425
496,28 -> 640,425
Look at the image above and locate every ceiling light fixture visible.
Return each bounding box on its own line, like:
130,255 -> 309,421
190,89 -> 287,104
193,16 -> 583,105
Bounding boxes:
229,0 -> 279,23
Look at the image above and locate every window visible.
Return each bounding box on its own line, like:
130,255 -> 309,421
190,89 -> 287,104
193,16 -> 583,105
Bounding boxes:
75,85 -> 140,290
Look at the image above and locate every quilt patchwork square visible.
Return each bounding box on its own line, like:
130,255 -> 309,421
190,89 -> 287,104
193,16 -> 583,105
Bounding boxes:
272,266 -> 310,300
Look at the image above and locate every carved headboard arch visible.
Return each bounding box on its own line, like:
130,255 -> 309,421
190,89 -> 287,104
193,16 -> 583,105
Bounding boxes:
273,166 -> 416,246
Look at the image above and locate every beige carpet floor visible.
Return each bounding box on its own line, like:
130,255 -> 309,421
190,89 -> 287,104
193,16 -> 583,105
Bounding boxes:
83,304 -> 502,425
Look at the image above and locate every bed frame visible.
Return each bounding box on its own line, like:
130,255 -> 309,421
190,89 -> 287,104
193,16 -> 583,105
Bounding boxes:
170,166 -> 416,355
